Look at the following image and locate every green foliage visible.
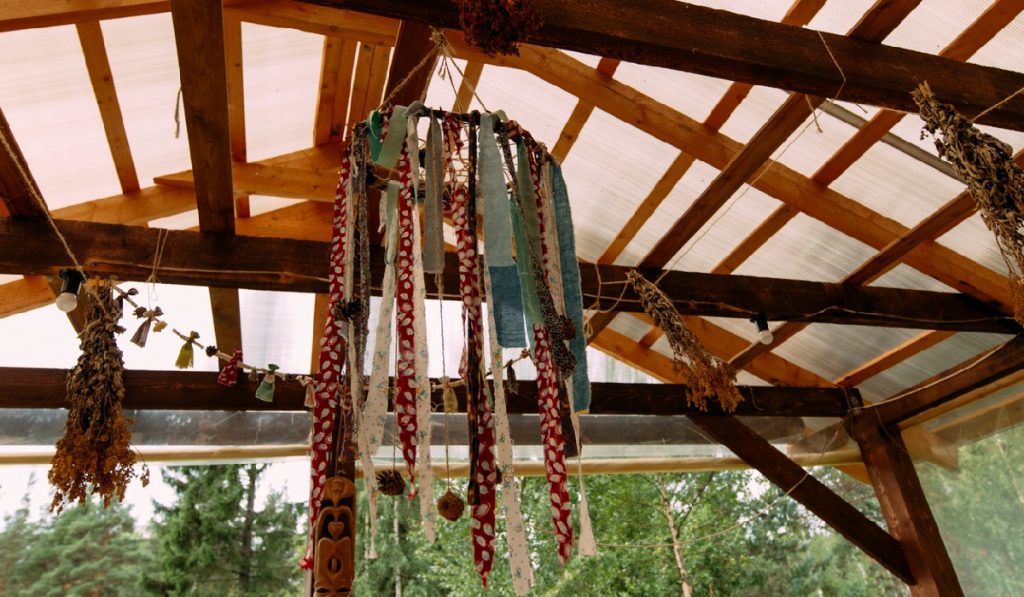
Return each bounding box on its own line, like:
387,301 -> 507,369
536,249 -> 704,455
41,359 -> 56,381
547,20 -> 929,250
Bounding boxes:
143,464 -> 303,596
0,491 -> 147,596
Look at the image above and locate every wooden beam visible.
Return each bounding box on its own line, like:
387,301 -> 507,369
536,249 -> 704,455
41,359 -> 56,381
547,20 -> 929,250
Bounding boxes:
1,218 -> 1015,333
302,0 -> 1024,130
549,57 -> 618,161
382,20 -> 437,107
0,367 -> 853,417
451,61 -> 483,112
76,20 -> 139,193
0,106 -> 45,217
834,330 -> 954,387
869,334 -> 1024,426
346,42 -> 391,135
227,0 -> 397,45
850,416 -> 963,595
690,414 -> 913,583
0,276 -> 55,317
314,36 -> 358,145
933,390 -> 1024,445
223,12 -> 249,217
170,0 -> 235,233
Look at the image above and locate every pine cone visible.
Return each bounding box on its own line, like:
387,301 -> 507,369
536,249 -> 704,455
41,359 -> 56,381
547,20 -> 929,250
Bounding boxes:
437,490 -> 465,521
376,470 -> 406,496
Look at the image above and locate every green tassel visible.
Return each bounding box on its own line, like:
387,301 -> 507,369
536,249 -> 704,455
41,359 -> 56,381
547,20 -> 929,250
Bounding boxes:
255,364 -> 279,403
175,331 -> 199,369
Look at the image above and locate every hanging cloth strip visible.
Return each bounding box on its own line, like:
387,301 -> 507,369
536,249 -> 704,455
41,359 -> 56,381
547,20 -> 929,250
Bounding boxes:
452,144 -> 498,585
422,114 -> 446,274
360,180 -> 402,559
302,144 -> 354,569
480,112 -> 527,348
483,266 -> 535,595
406,106 -> 436,541
393,111 -> 420,489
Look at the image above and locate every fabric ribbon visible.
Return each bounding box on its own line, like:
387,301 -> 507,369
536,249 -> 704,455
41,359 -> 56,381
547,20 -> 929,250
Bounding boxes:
393,123 -> 419,488
422,113 -> 446,274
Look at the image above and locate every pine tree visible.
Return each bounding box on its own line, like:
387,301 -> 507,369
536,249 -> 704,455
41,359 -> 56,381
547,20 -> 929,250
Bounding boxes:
144,464 -> 303,596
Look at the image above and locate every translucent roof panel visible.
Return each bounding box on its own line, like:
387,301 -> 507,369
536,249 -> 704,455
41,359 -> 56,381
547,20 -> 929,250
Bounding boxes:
884,0 -> 988,53
0,26 -> 121,209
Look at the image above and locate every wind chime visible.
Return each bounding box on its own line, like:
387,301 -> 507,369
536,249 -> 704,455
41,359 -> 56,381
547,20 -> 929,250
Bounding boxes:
303,102 -> 594,594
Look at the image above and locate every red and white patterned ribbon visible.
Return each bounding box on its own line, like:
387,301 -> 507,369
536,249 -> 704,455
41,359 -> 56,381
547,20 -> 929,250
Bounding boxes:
394,135 -> 419,489
302,146 -> 353,569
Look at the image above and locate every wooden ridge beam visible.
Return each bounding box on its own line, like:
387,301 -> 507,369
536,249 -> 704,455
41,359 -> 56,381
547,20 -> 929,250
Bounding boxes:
0,218 -> 1017,333
0,367 -> 853,417
689,414 -> 913,583
869,334 -> 1024,426
304,0 -> 1024,130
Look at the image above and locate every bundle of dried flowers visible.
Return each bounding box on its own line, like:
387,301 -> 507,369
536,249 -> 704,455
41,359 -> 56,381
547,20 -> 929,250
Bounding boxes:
455,0 -> 541,57
627,270 -> 743,412
49,286 -> 148,513
913,82 -> 1024,323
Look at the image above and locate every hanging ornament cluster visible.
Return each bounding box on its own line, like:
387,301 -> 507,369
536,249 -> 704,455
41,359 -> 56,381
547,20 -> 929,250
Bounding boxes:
913,82 -> 1024,324
627,270 -> 743,412
455,0 -> 542,56
305,103 -> 592,592
49,284 -> 150,513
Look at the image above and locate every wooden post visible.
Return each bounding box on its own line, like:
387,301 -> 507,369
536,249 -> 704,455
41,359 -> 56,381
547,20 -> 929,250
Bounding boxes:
850,414 -> 963,596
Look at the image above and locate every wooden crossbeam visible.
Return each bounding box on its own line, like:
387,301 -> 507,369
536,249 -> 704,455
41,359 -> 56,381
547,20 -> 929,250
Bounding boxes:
304,0 -> 1024,130
76,20 -> 139,193
0,367 -> 854,418
834,330 -> 954,388
0,218 -> 1016,333
690,414 -> 913,583
313,36 -> 358,145
450,61 -> 483,112
227,0 -> 397,45
549,57 -> 618,161
868,334 -> 1024,426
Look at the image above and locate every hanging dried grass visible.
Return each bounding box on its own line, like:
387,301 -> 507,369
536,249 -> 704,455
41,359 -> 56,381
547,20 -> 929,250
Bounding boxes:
49,287 -> 148,513
913,82 -> 1024,323
626,270 -> 743,412
456,0 -> 541,57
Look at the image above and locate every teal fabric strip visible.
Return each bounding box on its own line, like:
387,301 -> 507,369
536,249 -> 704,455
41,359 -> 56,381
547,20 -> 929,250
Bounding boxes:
422,115 -> 445,273
516,139 -> 542,260
373,105 -> 407,170
385,180 -> 400,263
510,203 -> 541,355
488,265 -> 526,347
368,111 -> 383,163
551,163 -> 590,413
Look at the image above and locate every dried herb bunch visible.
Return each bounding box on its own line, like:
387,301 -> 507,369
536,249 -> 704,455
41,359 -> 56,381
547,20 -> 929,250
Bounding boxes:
627,270 -> 743,412
456,0 -> 541,57
913,82 -> 1024,323
49,286 -> 148,513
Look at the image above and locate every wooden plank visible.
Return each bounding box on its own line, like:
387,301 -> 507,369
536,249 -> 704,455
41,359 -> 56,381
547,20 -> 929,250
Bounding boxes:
156,162 -> 338,202
223,12 -> 249,217
382,20 -> 437,107
690,414 -> 913,583
170,0 -> 235,233
451,61 -> 483,112
2,218 -> 1016,333
834,330 -> 954,387
0,276 -> 56,318
0,105 -> 45,217
0,0 -> 170,32
76,20 -> 139,193
870,334 -> 1024,426
851,417 -> 963,595
0,367 -> 853,417
310,292 -> 329,372
228,0 -> 397,45
313,36 -> 358,145
933,391 -> 1024,445
346,42 -> 390,133
713,204 -> 799,275
301,0 -> 1024,129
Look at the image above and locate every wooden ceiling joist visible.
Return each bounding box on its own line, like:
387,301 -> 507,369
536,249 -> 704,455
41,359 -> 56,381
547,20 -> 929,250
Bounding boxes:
0,367 -> 854,418
306,0 -> 1024,130
1,218 -> 1016,334
550,57 -> 618,161
313,36 -> 358,145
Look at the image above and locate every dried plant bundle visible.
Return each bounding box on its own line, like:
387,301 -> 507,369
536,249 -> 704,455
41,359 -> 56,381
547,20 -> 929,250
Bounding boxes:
913,82 -> 1024,323
627,270 -> 743,412
456,0 -> 541,57
49,287 -> 148,513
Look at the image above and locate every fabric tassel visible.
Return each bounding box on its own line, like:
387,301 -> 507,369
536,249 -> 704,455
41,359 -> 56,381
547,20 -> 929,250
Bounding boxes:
175,331 -> 199,369
217,349 -> 243,387
255,364 -> 279,402
153,320 -> 167,333
115,287 -> 138,318
442,377 -> 458,413
628,270 -> 743,411
300,376 -> 315,408
130,306 -> 163,348
483,267 -> 535,595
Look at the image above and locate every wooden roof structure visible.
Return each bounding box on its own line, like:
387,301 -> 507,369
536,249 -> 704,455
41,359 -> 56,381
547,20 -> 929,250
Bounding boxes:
2,1 -> 1024,594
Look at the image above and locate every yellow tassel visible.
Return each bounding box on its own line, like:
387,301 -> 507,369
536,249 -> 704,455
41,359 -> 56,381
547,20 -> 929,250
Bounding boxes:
175,331 -> 199,369
442,377 -> 458,413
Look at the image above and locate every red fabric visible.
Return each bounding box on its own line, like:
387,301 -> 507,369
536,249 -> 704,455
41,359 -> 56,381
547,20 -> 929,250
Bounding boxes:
216,350 -> 242,387
452,181 -> 498,585
302,147 -> 352,569
394,135 -> 419,490
533,325 -> 574,565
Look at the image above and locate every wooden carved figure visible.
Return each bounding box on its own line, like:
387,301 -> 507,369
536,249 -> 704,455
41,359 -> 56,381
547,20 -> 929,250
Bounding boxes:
313,476 -> 356,596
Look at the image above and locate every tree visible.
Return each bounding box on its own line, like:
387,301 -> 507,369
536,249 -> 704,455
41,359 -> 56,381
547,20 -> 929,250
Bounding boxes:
9,497 -> 147,596
0,478 -> 40,594
144,464 -> 303,596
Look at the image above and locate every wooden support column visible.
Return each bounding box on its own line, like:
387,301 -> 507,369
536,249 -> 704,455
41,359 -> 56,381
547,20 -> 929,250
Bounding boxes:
850,414 -> 963,596
689,413 -> 913,584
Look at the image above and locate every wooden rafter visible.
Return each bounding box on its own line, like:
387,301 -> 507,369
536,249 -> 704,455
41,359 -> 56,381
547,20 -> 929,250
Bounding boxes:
224,10 -> 249,217
301,0 -> 1024,130
313,36 -> 358,145
76,20 -> 139,193
451,62 -> 483,112
170,0 -> 242,354
549,57 -> 618,161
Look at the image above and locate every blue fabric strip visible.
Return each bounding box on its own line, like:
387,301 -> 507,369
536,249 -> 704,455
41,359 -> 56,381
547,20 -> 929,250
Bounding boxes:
510,203 -> 541,355
373,105 -> 407,170
550,163 -> 590,413
488,265 -> 526,347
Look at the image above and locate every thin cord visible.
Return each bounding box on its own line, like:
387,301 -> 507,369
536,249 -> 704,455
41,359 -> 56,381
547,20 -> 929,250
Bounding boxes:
972,86 -> 1024,124
436,272 -> 453,489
